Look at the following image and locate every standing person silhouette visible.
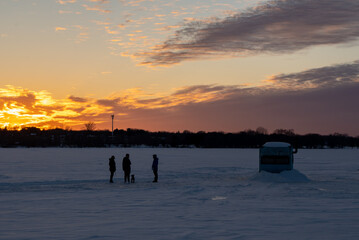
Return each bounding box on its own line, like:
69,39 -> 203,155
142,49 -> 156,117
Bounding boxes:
152,154 -> 159,182
109,155 -> 116,183
122,153 -> 131,183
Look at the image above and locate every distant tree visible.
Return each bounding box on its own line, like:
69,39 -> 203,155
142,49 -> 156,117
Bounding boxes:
21,127 -> 41,134
7,125 -> 20,131
84,122 -> 96,131
1,125 -> 358,148
243,129 -> 256,135
256,127 -> 268,135
332,132 -> 349,137
273,128 -> 295,136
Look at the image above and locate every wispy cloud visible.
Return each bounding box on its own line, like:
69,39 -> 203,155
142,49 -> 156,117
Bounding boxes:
138,0 -> 359,66
55,25 -> 89,43
89,0 -> 109,3
82,0 -> 111,14
55,27 -> 67,31
67,95 -> 88,103
58,10 -> 73,14
57,0 -> 77,5
120,0 -> 155,7
82,4 -> 111,14
266,60 -> 359,89
101,71 -> 112,75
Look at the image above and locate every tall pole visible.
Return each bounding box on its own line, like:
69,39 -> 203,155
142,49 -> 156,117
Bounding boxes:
111,115 -> 114,137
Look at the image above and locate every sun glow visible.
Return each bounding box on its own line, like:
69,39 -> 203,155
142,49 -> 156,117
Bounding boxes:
0,86 -> 92,130
0,85 -> 238,130
3,103 -> 26,116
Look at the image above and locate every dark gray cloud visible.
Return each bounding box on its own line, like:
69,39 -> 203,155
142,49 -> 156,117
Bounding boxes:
172,85 -> 241,96
268,60 -> 359,88
68,95 -> 88,103
96,98 -> 118,107
139,0 -> 359,66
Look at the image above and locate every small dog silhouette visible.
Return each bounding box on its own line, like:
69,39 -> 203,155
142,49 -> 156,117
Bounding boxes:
131,174 -> 135,183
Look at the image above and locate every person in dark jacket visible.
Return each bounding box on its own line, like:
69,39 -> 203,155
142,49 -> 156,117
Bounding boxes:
152,154 -> 159,182
122,153 -> 131,183
109,155 -> 116,183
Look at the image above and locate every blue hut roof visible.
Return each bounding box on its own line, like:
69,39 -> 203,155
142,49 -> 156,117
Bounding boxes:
263,142 -> 291,148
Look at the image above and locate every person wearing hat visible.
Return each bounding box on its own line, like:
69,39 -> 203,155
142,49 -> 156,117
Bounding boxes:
109,155 -> 116,183
152,154 -> 159,182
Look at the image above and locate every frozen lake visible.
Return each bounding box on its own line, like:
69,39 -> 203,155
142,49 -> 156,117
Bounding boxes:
0,148 -> 358,239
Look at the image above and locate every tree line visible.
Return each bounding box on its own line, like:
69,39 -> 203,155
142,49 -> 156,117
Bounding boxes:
0,127 -> 358,148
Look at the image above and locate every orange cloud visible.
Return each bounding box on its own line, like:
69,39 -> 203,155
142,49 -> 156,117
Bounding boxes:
58,10 -> 73,14
57,0 -> 77,5
55,27 -> 67,31
82,4 -> 111,13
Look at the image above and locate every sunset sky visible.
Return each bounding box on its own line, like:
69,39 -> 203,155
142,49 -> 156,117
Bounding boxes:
1,0 -> 359,135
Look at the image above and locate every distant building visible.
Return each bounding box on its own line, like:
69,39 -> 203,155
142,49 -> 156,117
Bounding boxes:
259,142 -> 297,173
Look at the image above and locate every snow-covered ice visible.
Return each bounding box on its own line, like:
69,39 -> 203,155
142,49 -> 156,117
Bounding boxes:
0,148 -> 358,239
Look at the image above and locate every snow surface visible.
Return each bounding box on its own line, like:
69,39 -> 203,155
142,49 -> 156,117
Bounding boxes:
0,148 -> 358,240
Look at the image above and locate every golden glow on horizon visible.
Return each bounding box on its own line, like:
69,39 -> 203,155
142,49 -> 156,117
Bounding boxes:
0,86 -> 90,130
0,85 -> 236,130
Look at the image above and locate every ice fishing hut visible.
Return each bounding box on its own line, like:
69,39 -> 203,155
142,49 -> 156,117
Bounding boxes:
259,142 -> 296,173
